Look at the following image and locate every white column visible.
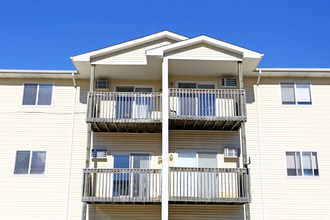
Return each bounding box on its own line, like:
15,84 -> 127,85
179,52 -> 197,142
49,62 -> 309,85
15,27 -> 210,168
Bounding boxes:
161,57 -> 169,220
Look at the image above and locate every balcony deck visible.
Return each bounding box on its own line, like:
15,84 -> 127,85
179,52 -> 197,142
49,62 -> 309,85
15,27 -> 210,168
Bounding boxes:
82,167 -> 250,205
169,89 -> 246,131
86,92 -> 162,132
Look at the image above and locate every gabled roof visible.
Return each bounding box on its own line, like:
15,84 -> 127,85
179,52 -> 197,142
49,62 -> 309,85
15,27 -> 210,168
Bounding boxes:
71,30 -> 188,62
146,35 -> 263,59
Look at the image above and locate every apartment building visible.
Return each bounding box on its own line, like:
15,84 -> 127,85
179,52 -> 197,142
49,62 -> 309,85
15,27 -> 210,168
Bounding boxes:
0,31 -> 329,220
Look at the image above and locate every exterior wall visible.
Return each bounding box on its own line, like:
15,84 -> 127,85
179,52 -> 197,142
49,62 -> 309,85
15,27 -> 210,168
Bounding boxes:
245,77 -> 330,220
169,205 -> 244,220
0,78 -> 89,219
88,205 -> 161,219
169,130 -> 240,168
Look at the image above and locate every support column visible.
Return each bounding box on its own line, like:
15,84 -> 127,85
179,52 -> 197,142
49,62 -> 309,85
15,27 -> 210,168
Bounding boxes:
82,64 -> 95,220
238,61 -> 250,220
161,58 -> 169,220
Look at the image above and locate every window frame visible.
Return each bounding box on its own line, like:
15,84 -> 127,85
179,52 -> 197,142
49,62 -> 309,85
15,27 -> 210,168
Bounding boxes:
175,81 -> 218,89
114,85 -> 155,92
279,81 -> 312,106
175,149 -> 220,168
285,151 -> 320,177
13,150 -> 47,175
21,83 -> 54,106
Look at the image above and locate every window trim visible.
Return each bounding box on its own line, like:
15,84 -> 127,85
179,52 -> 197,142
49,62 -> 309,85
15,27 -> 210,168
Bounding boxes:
284,150 -> 320,177
111,151 -> 154,169
174,149 -> 220,168
21,82 -> 54,107
13,150 -> 47,176
279,81 -> 313,106
175,81 -> 218,89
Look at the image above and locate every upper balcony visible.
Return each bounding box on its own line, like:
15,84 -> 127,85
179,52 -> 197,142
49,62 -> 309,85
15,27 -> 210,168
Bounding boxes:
169,88 -> 246,131
86,92 -> 162,132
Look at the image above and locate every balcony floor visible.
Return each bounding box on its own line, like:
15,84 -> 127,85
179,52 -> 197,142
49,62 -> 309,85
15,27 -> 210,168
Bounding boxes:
169,119 -> 243,131
91,121 -> 162,132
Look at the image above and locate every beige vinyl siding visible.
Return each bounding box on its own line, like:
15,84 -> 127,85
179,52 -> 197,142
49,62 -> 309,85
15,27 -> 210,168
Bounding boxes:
169,130 -> 240,168
165,43 -> 241,60
0,79 -> 89,219
93,38 -> 176,65
88,204 -> 161,219
169,205 -> 244,220
245,77 -> 330,220
93,133 -> 162,169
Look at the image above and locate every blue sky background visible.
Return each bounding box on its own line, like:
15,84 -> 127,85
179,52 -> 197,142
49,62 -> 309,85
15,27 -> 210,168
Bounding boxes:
1,0 -> 330,70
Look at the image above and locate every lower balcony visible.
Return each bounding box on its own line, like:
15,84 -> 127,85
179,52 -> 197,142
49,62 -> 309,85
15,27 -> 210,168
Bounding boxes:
82,168 -> 162,204
169,167 -> 250,204
82,167 -> 250,205
86,92 -> 162,132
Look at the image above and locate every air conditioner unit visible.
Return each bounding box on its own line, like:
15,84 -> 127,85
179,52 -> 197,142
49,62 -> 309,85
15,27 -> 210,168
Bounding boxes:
222,78 -> 237,87
92,149 -> 107,159
224,148 -> 239,158
95,80 -> 110,90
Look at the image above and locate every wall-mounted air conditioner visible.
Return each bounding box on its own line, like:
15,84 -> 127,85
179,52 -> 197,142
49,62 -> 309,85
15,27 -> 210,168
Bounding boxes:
224,147 -> 239,158
92,149 -> 107,159
222,78 -> 237,87
95,80 -> 110,90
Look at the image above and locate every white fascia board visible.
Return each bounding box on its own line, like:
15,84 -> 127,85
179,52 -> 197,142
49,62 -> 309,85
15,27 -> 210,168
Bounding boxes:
0,69 -> 77,74
166,55 -> 242,61
256,68 -> 330,72
146,35 -> 263,59
71,31 -> 188,62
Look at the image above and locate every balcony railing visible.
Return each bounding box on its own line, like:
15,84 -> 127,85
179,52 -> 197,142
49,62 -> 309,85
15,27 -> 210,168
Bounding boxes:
87,92 -> 162,123
169,88 -> 246,120
82,168 -> 162,203
169,167 -> 250,204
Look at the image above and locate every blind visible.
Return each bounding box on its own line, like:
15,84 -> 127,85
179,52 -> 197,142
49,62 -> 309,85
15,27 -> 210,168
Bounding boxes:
178,152 -> 196,167
281,83 -> 295,104
38,84 -> 53,105
198,153 -> 217,168
296,83 -> 311,104
22,84 -> 38,105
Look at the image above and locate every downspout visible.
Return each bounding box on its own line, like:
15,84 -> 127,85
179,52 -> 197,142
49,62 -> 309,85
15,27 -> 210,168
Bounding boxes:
65,72 -> 77,220
256,70 -> 266,220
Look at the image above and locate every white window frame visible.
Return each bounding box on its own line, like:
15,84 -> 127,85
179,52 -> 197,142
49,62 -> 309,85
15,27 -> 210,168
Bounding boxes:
279,81 -> 312,106
114,85 -> 155,92
174,149 -> 219,168
285,151 -> 320,177
21,83 -> 54,106
13,150 -> 47,175
175,81 -> 218,89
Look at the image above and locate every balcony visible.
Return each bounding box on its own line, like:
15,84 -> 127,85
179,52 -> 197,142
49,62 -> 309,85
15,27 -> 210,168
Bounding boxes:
169,167 -> 250,204
82,167 -> 250,205
169,88 -> 246,130
86,92 -> 162,132
82,168 -> 162,204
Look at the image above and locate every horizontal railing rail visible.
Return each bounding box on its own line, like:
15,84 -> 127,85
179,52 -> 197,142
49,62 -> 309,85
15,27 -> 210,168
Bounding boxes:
169,89 -> 246,121
169,167 -> 250,203
86,92 -> 162,123
82,168 -> 162,203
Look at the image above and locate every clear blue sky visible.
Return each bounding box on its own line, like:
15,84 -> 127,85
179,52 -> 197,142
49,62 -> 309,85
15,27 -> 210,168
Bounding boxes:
1,0 -> 330,70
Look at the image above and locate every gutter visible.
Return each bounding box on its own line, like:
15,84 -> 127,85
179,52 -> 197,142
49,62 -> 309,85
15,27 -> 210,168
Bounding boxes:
257,70 -> 266,220
65,72 -> 77,220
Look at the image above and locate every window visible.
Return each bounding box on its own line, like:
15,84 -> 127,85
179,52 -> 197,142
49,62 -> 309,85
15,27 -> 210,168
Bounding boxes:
14,151 -> 46,174
280,82 -> 312,105
22,83 -> 53,105
286,151 -> 319,176
222,78 -> 237,87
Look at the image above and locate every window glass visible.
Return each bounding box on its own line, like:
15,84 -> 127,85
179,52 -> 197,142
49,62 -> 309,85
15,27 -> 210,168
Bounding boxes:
178,152 -> 196,167
37,84 -> 53,105
296,83 -> 311,104
135,88 -> 152,93
197,84 -> 215,89
30,151 -> 46,174
281,83 -> 295,105
116,86 -> 134,92
22,84 -> 38,105
312,152 -> 319,176
302,152 -> 313,176
286,151 -> 319,177
178,83 -> 197,89
113,155 -> 130,168
14,151 -> 30,174
198,152 -> 217,168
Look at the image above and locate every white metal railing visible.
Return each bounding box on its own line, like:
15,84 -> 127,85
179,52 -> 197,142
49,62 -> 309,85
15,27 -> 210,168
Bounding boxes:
82,168 -> 162,203
169,89 -> 246,121
86,92 -> 162,123
169,167 -> 250,203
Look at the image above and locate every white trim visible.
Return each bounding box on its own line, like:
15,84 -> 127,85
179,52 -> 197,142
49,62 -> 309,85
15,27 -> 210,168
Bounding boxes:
166,55 -> 242,61
257,68 -> 330,72
147,35 -> 263,59
0,69 -> 77,74
72,31 -> 188,61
